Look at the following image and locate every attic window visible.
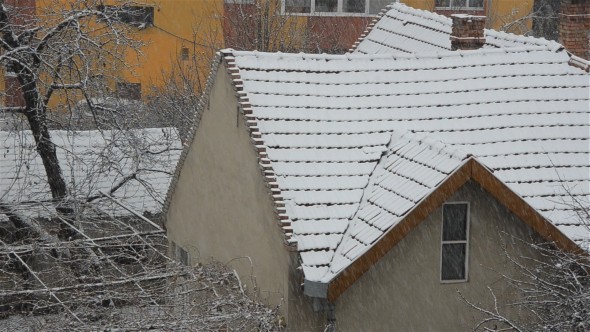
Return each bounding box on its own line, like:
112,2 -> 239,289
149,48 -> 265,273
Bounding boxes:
435,0 -> 484,9
98,5 -> 154,28
441,202 -> 469,282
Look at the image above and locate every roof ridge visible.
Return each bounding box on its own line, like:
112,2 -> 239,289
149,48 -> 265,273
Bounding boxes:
397,131 -> 468,161
348,4 -> 390,53
232,47 -> 566,64
388,2 -> 451,27
484,29 -> 563,52
353,2 -> 565,54
319,130 -> 467,282
317,132 -> 394,282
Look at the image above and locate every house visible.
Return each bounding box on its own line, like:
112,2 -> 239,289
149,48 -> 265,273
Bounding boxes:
351,2 -> 566,54
352,1 -> 589,58
223,0 -> 540,54
164,3 -> 589,330
0,127 -> 181,219
0,0 -> 222,103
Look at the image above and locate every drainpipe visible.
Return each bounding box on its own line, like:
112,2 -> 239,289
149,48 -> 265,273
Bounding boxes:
304,279 -> 336,329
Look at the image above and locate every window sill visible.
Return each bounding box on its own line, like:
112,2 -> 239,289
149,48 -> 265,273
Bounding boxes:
283,12 -> 380,17
440,278 -> 469,284
435,6 -> 484,9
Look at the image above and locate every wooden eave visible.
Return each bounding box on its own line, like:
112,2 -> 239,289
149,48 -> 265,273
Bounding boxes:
326,157 -> 582,302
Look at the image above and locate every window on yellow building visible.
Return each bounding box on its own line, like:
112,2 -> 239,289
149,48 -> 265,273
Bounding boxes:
284,0 -> 389,15
116,82 -> 141,101
98,5 -> 154,28
181,47 -> 189,61
435,0 -> 484,9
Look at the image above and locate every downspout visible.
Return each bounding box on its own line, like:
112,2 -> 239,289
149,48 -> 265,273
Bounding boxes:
304,279 -> 335,330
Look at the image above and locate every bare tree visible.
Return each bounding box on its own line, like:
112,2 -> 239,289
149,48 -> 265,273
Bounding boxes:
463,194 -> 590,331
0,0 -> 147,212
221,0 -> 370,53
0,2 -> 283,328
0,200 -> 282,330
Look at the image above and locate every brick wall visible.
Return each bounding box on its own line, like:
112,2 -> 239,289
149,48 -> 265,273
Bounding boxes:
3,0 -> 36,107
4,74 -> 25,108
450,14 -> 486,50
560,0 -> 590,59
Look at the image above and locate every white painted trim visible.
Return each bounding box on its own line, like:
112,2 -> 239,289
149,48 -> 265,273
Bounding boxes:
440,201 -> 470,283
281,0 -> 381,16
435,0 -> 484,10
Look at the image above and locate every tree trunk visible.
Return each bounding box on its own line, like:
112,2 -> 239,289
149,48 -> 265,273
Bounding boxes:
20,74 -> 70,211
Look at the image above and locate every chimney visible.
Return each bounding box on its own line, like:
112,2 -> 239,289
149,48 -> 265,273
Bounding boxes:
450,14 -> 486,51
559,0 -> 590,60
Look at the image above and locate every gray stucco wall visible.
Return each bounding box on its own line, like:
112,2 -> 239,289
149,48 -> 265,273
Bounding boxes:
166,64 -> 291,316
333,180 -> 548,331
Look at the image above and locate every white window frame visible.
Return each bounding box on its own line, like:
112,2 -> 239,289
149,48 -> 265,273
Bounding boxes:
435,0 -> 484,10
440,202 -> 470,283
282,0 -> 382,17
224,0 -> 255,3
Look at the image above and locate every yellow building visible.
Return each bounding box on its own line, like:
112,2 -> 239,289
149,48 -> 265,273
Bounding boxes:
1,0 -> 535,108
123,0 -> 534,98
100,0 -> 224,99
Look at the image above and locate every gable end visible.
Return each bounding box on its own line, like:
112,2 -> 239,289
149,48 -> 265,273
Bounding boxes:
163,53 -> 223,218
327,158 -> 581,302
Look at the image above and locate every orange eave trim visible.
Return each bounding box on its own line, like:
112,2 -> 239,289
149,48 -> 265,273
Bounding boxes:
326,157 -> 581,302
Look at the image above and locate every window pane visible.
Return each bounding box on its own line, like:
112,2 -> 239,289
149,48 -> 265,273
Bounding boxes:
369,0 -> 390,14
285,0 -> 311,13
442,203 -> 467,241
469,0 -> 484,8
435,0 -> 450,7
442,243 -> 466,280
453,0 -> 468,7
316,0 -> 338,12
343,0 -> 365,13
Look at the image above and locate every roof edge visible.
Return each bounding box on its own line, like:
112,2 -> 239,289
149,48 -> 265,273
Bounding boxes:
568,53 -> 590,72
348,5 -> 389,53
220,49 -> 297,246
470,160 -> 580,254
162,52 -> 224,218
326,157 -> 473,301
326,157 -> 582,302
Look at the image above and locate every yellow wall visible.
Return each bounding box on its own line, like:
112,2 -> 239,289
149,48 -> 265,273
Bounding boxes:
1,0 -> 536,108
486,0 -> 535,33
121,0 -> 223,92
84,0 -> 535,96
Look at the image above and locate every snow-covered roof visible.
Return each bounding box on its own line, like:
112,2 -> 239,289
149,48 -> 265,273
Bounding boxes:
221,46 -> 589,284
352,3 -> 562,54
0,128 -> 181,218
307,131 -> 470,281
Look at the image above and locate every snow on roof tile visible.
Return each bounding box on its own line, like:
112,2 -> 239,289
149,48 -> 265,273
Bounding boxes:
352,3 -> 563,55
322,132 -> 468,281
226,45 -> 589,282
0,128 -> 181,218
